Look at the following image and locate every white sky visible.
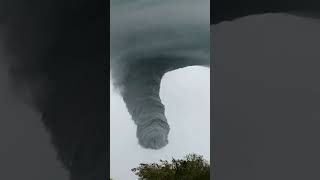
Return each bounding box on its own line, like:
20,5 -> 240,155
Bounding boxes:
110,66 -> 210,180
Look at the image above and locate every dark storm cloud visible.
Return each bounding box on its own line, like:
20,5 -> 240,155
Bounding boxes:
110,0 -> 210,149
212,0 -> 320,24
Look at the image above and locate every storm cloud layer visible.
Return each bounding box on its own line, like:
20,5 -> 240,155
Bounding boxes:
110,0 -> 210,149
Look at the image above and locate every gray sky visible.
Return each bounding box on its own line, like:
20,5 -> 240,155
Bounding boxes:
213,14 -> 320,180
110,66 -> 210,180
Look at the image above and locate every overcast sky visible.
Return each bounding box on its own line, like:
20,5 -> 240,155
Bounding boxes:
213,14 -> 320,180
110,66 -> 210,179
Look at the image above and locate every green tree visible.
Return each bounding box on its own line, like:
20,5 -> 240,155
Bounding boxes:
131,154 -> 210,180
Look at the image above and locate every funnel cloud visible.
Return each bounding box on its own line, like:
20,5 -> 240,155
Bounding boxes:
0,0 -> 107,179
111,0 -> 210,149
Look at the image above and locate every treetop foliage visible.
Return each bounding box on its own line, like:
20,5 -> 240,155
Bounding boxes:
131,153 -> 210,180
